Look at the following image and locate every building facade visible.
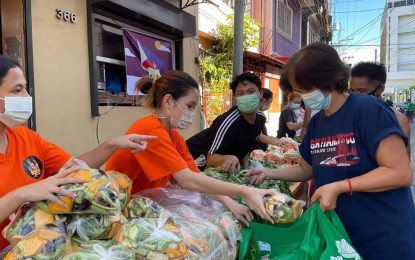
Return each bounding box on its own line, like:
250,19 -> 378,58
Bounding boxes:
1,0 -> 200,156
381,0 -> 415,95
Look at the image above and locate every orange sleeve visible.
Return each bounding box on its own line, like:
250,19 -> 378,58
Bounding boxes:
134,127 -> 190,182
171,130 -> 200,173
30,129 -> 72,177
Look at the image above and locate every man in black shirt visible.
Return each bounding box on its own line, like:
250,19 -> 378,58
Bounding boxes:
187,72 -> 282,172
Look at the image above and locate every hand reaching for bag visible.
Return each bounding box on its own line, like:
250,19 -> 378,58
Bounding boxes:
15,165 -> 84,208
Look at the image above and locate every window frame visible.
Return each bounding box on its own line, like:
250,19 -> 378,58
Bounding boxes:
277,0 -> 293,40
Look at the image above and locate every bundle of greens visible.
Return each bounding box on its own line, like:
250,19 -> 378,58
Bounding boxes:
3,203 -> 55,246
203,167 -> 292,196
123,196 -> 165,219
106,171 -> 132,210
63,244 -> 134,260
36,168 -> 122,214
263,190 -> 303,223
4,223 -> 67,260
67,214 -> 125,241
115,212 -> 187,259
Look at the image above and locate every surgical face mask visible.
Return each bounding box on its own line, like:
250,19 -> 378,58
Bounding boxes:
169,100 -> 195,130
290,103 -> 300,110
301,89 -> 331,110
368,84 -> 381,97
236,93 -> 260,113
0,96 -> 33,128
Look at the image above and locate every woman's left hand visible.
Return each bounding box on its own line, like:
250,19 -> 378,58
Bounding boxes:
226,200 -> 254,227
311,182 -> 341,212
109,134 -> 157,153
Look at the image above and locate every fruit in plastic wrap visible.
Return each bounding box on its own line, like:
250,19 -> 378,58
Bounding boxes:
264,190 -> 303,223
106,171 -> 132,210
123,196 -> 166,219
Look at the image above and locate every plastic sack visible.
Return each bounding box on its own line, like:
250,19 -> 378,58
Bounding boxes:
263,190 -> 303,223
70,235 -> 114,252
106,171 -> 133,210
36,167 -> 122,214
66,213 -> 125,241
123,196 -> 166,219
2,203 -> 56,246
239,204 -> 362,260
63,244 -> 134,260
4,222 -> 68,260
115,211 -> 187,259
169,204 -> 232,260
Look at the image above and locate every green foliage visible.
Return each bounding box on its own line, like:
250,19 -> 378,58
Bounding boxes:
200,14 -> 260,89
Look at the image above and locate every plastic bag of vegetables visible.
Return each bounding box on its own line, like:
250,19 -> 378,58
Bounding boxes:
123,196 -> 166,219
106,171 -> 132,210
263,190 -> 303,223
36,168 -> 122,214
4,223 -> 67,260
115,211 -> 187,259
169,204 -> 231,259
70,235 -> 114,252
66,213 -> 126,241
63,244 -> 134,260
2,203 -> 58,246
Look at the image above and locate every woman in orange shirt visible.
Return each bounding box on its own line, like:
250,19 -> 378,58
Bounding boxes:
106,71 -> 274,225
0,55 -> 154,250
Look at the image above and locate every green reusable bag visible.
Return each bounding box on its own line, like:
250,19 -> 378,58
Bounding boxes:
239,204 -> 362,260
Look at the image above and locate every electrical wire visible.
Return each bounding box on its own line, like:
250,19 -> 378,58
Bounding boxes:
95,103 -> 120,145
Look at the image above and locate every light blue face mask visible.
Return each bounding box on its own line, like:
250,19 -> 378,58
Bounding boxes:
301,89 -> 331,110
290,103 -> 300,110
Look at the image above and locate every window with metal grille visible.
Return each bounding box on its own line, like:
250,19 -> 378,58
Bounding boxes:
277,0 -> 293,40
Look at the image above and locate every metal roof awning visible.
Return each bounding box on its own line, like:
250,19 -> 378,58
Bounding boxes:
243,51 -> 286,73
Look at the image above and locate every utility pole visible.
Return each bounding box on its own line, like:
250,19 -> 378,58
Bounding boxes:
232,0 -> 245,79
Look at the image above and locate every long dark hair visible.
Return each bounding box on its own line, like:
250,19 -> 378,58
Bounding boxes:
281,42 -> 349,93
135,70 -> 198,109
0,55 -> 21,86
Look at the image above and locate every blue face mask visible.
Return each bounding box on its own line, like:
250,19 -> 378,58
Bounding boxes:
290,103 -> 300,110
301,89 -> 331,110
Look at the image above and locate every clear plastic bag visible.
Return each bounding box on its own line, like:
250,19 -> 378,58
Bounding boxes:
66,213 -> 125,241
36,164 -> 122,214
263,190 -> 303,223
2,202 -> 56,246
63,244 -> 135,260
123,196 -> 166,219
137,188 -> 241,259
106,171 -> 133,210
115,211 -> 187,259
5,222 -> 68,260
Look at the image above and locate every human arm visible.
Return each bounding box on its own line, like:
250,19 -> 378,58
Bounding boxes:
244,158 -> 313,185
76,134 -> 156,168
210,195 -> 253,226
258,133 -> 283,146
286,121 -> 303,131
173,168 -> 274,223
312,134 -> 412,211
0,166 -> 83,223
206,153 -> 241,172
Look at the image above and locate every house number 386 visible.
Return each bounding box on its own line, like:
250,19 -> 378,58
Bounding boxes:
56,8 -> 76,23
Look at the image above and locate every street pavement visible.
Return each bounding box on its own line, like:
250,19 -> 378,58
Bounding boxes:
411,123 -> 415,202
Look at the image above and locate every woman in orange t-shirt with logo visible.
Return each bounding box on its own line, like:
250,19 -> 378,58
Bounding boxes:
0,55 -> 154,250
106,70 -> 274,226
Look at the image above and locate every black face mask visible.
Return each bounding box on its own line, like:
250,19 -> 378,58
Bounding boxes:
368,84 -> 381,96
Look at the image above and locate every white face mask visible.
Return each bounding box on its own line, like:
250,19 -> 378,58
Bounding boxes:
169,100 -> 195,130
0,96 -> 33,128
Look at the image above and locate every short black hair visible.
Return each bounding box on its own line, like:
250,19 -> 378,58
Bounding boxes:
281,42 -> 349,93
0,55 -> 20,86
351,61 -> 386,84
230,72 -> 262,94
262,88 -> 273,100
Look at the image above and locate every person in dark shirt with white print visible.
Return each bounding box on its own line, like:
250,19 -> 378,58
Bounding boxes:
186,72 -> 283,172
